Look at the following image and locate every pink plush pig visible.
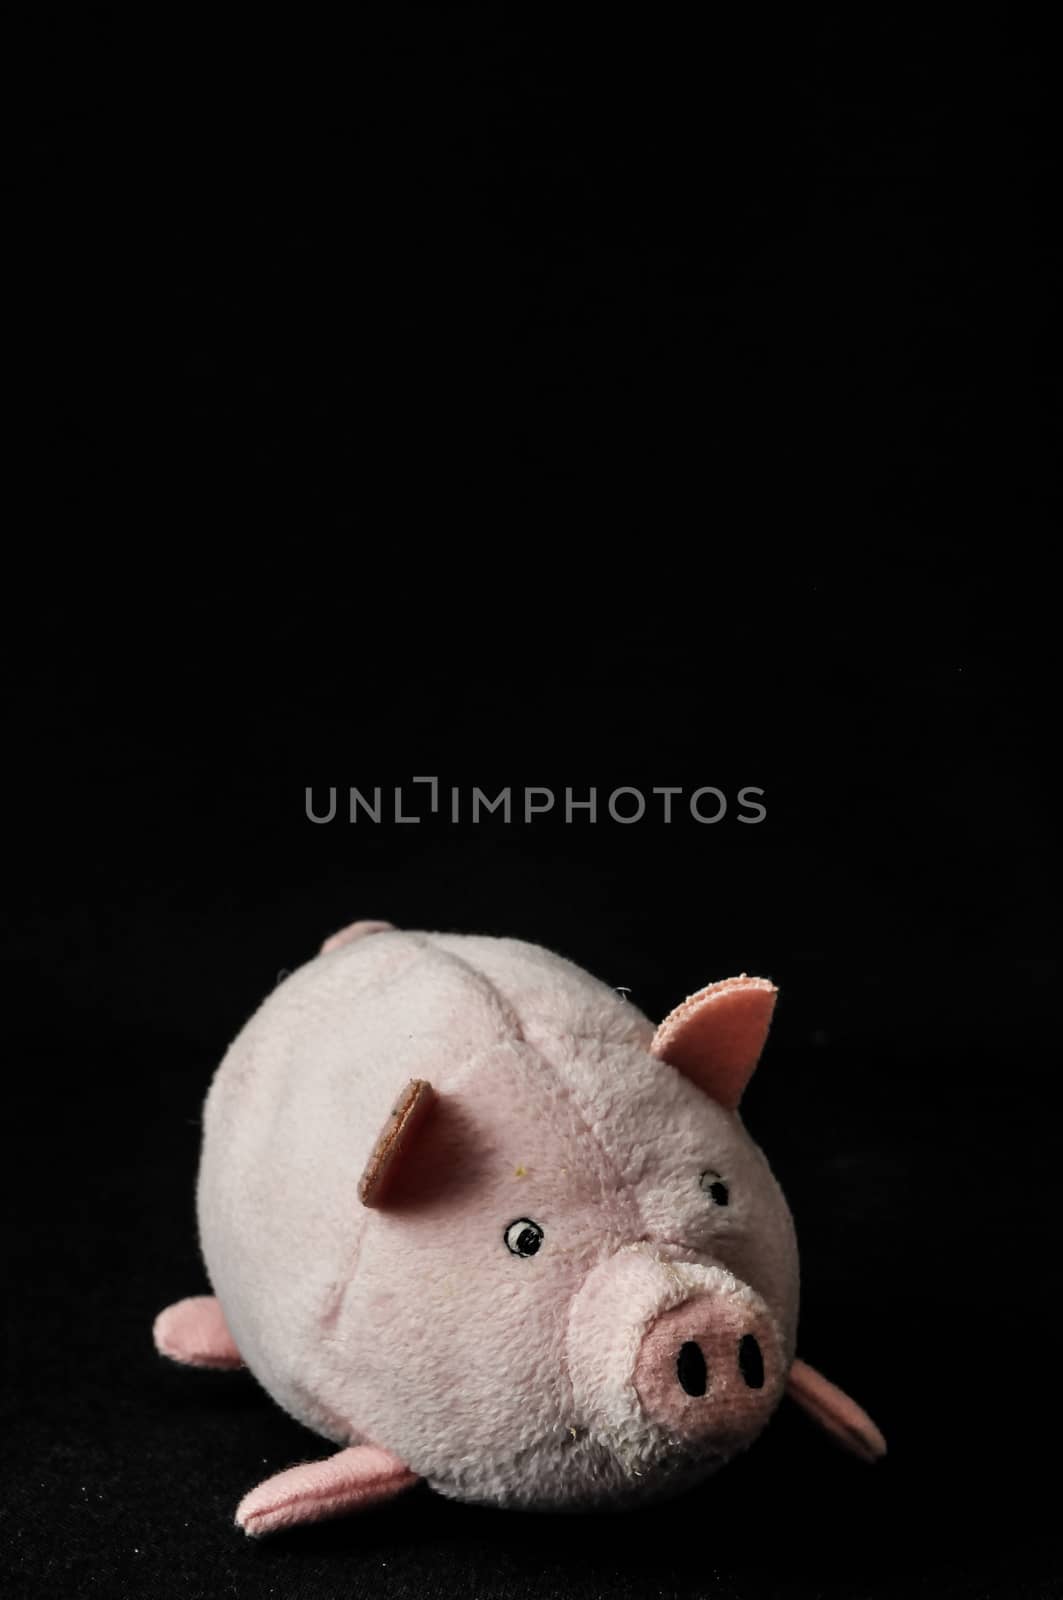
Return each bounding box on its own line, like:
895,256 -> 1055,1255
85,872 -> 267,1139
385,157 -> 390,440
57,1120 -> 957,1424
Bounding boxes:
154,923 -> 885,1535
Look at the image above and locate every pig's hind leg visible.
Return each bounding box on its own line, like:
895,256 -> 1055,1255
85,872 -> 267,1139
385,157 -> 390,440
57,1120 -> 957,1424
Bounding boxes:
235,1446 -> 419,1536
153,1295 -> 244,1370
319,919 -> 395,954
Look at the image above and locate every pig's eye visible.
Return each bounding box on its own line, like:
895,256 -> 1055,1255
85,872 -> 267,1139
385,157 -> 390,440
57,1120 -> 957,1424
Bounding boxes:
504,1218 -> 544,1257
700,1170 -> 729,1206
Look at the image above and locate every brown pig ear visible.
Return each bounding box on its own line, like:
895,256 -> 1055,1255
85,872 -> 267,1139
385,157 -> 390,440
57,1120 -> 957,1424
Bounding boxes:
650,976 -> 777,1110
358,1080 -> 437,1207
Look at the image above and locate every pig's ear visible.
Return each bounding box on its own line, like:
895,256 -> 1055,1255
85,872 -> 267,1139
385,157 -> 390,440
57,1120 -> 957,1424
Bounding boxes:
651,975 -> 777,1110
358,1079 -> 436,1207
786,1358 -> 887,1463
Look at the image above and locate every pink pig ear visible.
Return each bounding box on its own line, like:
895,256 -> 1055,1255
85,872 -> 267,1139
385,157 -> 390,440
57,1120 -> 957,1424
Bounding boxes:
358,1079 -> 437,1206
651,975 -> 777,1110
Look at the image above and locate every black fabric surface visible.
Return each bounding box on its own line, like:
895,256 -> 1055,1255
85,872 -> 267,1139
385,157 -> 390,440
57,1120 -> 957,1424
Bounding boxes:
4,13 -> 1060,1598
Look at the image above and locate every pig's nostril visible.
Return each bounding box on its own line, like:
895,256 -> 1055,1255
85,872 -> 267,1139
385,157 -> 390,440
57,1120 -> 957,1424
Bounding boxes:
738,1334 -> 765,1389
676,1340 -> 708,1397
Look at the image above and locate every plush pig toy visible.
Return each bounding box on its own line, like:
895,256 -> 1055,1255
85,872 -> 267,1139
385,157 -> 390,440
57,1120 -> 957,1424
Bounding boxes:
154,923 -> 885,1536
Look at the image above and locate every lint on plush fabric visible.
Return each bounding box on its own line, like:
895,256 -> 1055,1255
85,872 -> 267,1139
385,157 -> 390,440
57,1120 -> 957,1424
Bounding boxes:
154,922 -> 886,1536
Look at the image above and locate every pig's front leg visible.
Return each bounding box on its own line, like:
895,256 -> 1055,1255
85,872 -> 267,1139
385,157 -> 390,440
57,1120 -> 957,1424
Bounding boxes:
153,1296 -> 243,1370
235,1446 -> 419,1536
786,1357 -> 887,1462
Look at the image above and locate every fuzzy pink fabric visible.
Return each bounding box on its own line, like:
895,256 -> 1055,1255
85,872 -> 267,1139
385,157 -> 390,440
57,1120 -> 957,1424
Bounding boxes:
786,1358 -> 887,1462
236,1446 -> 418,1536
319,919 -> 395,954
633,1281 -> 783,1445
153,1295 -> 243,1370
651,976 -> 777,1110
161,928 -> 884,1526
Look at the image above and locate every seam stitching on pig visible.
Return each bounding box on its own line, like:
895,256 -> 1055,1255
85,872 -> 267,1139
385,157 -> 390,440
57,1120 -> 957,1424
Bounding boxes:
315,942 -> 524,1347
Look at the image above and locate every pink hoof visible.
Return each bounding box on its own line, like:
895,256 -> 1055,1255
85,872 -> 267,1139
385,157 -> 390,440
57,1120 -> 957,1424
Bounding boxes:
320,920 -> 395,955
153,1296 -> 243,1370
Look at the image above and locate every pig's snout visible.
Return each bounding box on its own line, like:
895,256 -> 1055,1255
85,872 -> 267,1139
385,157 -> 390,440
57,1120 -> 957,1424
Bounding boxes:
565,1250 -> 789,1476
632,1291 -> 779,1443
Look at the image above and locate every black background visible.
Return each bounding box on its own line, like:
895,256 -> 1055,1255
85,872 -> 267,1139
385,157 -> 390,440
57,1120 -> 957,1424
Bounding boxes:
3,13 -> 1059,1599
